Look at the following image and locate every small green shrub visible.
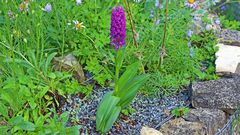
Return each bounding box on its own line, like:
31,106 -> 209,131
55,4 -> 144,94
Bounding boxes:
171,107 -> 190,117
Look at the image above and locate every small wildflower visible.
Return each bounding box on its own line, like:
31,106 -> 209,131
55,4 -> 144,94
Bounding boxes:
193,16 -> 200,21
44,3 -> 52,12
159,4 -> 164,9
76,0 -> 82,6
187,30 -> 193,37
155,0 -> 159,8
188,0 -> 194,4
8,10 -> 15,19
149,9 -> 154,18
185,0 -> 197,9
19,1 -> 29,12
13,29 -> 21,38
155,19 -> 160,25
73,20 -> 85,30
215,19 -> 220,25
205,24 -> 212,31
110,6 -> 126,49
220,6 -> 226,11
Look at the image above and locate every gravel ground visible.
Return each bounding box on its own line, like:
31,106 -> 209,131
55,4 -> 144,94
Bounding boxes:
61,88 -> 190,135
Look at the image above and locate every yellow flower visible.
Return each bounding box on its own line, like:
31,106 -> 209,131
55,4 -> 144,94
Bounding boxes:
19,1 -> 29,12
188,0 -> 195,4
73,20 -> 85,30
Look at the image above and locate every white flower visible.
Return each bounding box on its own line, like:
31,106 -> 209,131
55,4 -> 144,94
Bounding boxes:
185,0 -> 197,9
76,0 -> 82,6
73,20 -> 85,30
205,24 -> 212,31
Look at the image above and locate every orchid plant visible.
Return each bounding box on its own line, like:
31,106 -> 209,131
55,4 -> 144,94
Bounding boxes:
96,6 -> 149,133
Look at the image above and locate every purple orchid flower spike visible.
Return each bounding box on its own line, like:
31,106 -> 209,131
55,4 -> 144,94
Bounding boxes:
110,6 -> 126,50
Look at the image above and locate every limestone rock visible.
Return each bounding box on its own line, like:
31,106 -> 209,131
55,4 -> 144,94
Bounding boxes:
215,43 -> 240,76
183,108 -> 226,135
141,127 -> 163,135
191,77 -> 240,113
159,118 -> 205,135
52,53 -> 85,83
159,109 -> 226,135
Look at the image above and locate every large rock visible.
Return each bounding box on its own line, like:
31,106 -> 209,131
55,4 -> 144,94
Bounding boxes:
159,108 -> 226,135
215,43 -> 240,76
141,127 -> 163,135
183,109 -> 226,135
191,76 -> 240,112
159,118 -> 205,135
52,53 -> 85,83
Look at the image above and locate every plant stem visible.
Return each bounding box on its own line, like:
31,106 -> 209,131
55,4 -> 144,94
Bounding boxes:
114,51 -> 120,94
124,0 -> 138,48
158,0 -> 168,69
212,1 -> 240,11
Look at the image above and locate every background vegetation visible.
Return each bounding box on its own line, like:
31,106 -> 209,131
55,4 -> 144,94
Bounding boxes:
0,0 -> 227,134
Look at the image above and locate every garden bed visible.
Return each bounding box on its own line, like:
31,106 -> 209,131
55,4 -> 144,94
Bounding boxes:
61,88 -> 190,134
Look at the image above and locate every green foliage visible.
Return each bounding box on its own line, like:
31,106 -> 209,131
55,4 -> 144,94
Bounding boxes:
0,0 -> 220,133
124,1 -> 218,95
121,106 -> 136,116
220,16 -> 240,30
96,58 -> 149,133
171,107 -> 190,117
0,112 -> 80,135
96,92 -> 121,133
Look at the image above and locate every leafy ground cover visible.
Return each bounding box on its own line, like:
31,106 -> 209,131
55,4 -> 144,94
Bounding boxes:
0,0 -> 238,134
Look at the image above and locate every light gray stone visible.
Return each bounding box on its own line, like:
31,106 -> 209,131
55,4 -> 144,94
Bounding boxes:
52,53 -> 85,83
215,43 -> 240,76
183,108 -> 226,135
159,118 -> 206,135
159,108 -> 226,135
141,127 -> 163,135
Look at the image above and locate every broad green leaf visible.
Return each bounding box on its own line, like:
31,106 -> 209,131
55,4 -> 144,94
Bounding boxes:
28,98 -> 37,109
9,116 -> 24,125
17,121 -> 35,131
0,103 -> 8,118
0,126 -> 10,135
66,125 -> 81,135
118,74 -> 149,107
103,106 -> 121,133
96,92 -> 120,132
3,58 -> 32,69
36,86 -> 49,99
24,110 -> 29,121
1,89 -> 21,112
44,52 -> 57,75
48,72 -> 56,79
60,112 -> 69,125
117,62 -> 140,94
